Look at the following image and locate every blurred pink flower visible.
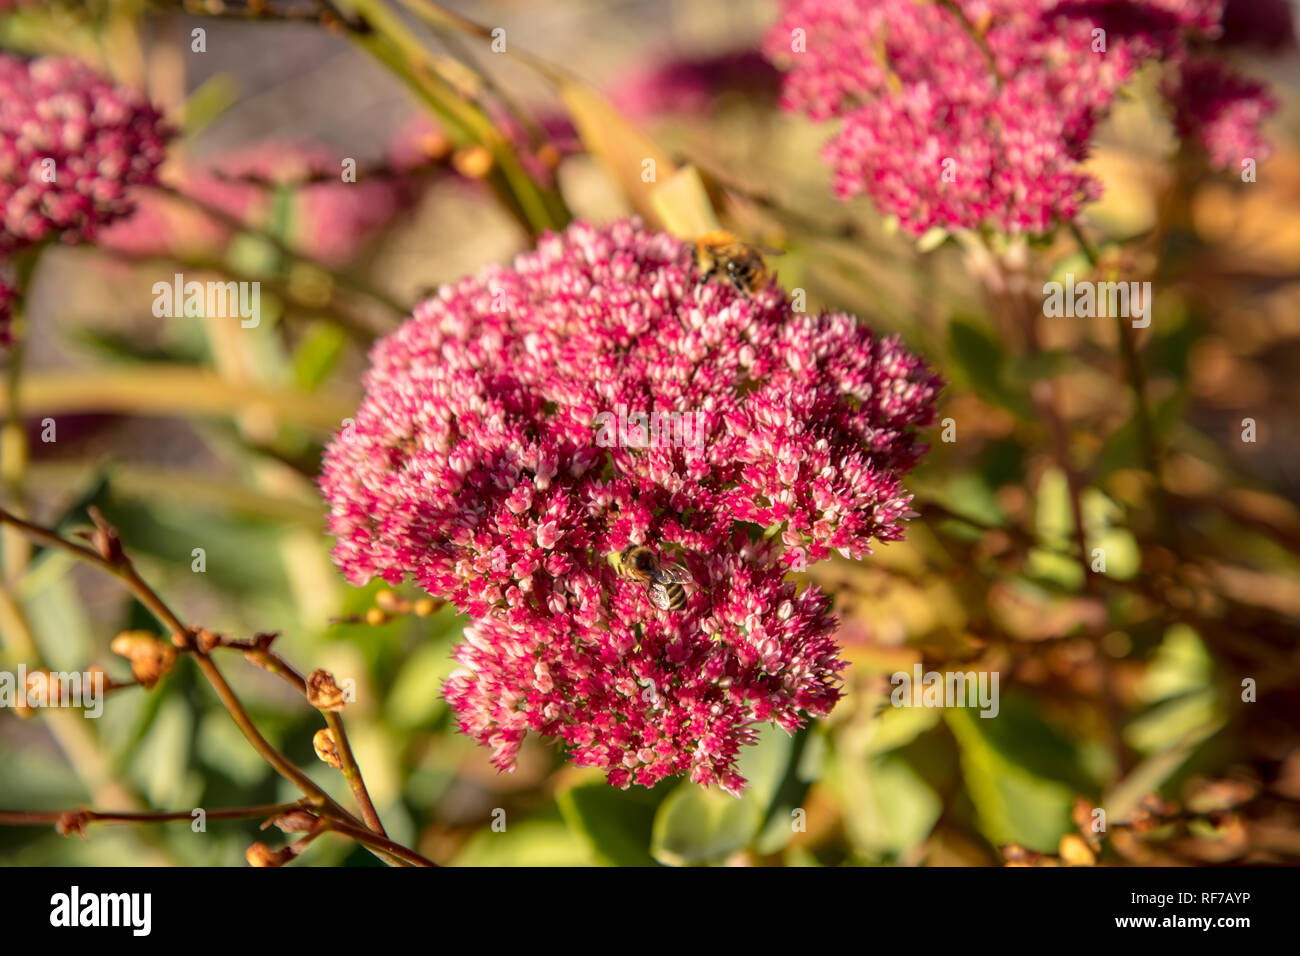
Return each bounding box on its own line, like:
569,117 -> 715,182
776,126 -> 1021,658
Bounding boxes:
320,218 -> 941,791
763,0 -> 1273,235
1165,58 -> 1278,168
1219,0 -> 1295,50
388,116 -> 453,174
101,142 -> 410,267
0,54 -> 170,253
609,49 -> 782,120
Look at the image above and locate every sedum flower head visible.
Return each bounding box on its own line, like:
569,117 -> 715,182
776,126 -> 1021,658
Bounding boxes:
0,54 -> 170,253
1163,58 -> 1277,169
763,0 -> 1273,235
321,218 -> 940,792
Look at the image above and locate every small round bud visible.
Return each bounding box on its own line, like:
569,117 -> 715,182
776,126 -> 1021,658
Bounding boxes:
110,631 -> 177,688
313,728 -> 342,768
452,145 -> 493,179
56,810 -> 90,838
245,841 -> 292,868
267,809 -> 319,834
87,509 -> 125,565
374,589 -> 407,613
306,670 -> 346,711
537,144 -> 560,170
1058,834 -> 1096,867
195,628 -> 223,653
365,607 -> 388,627
419,128 -> 451,161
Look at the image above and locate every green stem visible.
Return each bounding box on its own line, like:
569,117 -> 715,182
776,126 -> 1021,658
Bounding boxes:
236,642 -> 388,836
324,818 -> 436,866
0,505 -> 418,865
1070,220 -> 1172,540
338,0 -> 569,236
0,800 -> 310,828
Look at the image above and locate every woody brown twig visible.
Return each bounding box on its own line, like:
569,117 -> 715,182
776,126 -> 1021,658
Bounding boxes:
203,630 -> 387,836
0,504 -> 431,865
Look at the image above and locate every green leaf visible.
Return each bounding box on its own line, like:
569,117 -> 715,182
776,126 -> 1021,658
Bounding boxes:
1034,467 -> 1075,546
1094,393 -> 1184,479
830,711 -> 946,859
864,705 -> 941,755
650,783 -> 763,866
947,318 -> 1031,417
1090,527 -> 1140,580
1105,719 -> 1224,823
1138,624 -> 1214,704
18,566 -> 93,672
649,724 -> 797,865
197,710 -> 273,787
1025,548 -> 1084,592
292,320 -> 348,391
754,726 -> 821,855
66,327 -> 180,365
181,73 -> 241,140
1007,349 -> 1068,384
946,695 -> 1094,852
927,473 -> 1006,527
386,639 -> 459,730
450,814 -> 597,867
856,753 -> 942,857
1125,625 -> 1222,757
131,697 -> 195,809
916,227 -> 949,253
558,781 -> 667,866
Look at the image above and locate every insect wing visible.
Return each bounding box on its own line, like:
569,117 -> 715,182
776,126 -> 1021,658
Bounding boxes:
648,582 -> 675,611
653,561 -> 693,585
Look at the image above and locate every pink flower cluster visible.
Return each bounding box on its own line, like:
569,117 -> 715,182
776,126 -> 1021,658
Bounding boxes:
1164,59 -> 1276,169
763,0 -> 1276,235
321,218 -> 941,792
1219,0 -> 1295,50
0,54 -> 169,253
101,141 -> 410,267
610,50 -> 782,120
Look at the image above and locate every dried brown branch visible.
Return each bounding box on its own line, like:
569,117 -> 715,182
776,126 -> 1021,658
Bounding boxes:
0,505 -> 432,866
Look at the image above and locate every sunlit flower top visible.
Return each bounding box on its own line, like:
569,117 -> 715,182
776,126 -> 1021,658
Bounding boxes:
763,0 -> 1275,235
321,218 -> 941,792
0,54 -> 169,252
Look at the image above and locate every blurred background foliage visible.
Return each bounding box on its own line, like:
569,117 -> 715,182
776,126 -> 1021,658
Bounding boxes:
1,0 -> 1298,866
